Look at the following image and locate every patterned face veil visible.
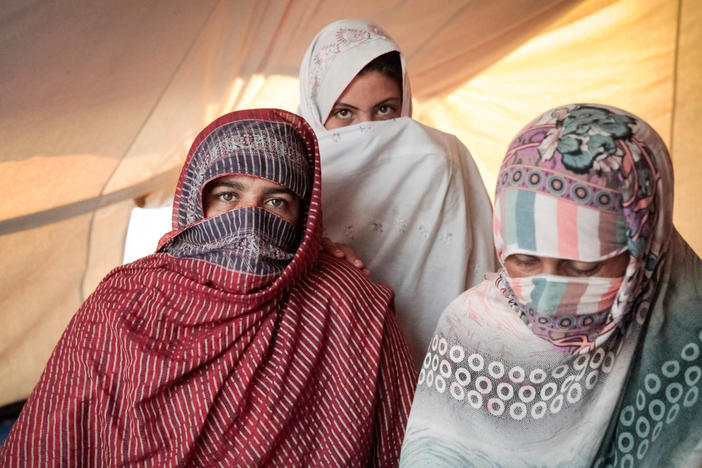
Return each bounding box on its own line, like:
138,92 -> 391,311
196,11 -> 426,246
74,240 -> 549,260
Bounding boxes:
493,104 -> 673,353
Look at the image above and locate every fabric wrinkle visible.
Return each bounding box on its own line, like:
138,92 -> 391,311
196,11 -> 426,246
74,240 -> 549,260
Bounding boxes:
0,108 -> 417,467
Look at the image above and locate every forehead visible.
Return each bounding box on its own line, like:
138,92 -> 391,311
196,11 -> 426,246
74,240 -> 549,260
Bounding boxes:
338,70 -> 401,102
207,174 -> 294,193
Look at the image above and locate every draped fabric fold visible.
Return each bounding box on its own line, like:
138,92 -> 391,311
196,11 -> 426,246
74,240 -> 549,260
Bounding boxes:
400,104 -> 702,467
314,118 -> 496,365
297,19 -> 496,366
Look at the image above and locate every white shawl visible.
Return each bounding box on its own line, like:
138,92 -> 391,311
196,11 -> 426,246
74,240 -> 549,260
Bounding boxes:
300,19 -> 495,364
299,18 -> 412,132
316,118 -> 495,364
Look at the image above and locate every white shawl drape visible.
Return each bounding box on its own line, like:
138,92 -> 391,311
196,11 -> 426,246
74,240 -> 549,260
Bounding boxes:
299,19 -> 495,364
316,118 -> 495,363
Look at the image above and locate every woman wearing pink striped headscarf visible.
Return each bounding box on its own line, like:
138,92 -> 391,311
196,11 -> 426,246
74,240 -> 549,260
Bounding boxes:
0,109 -> 416,467
401,104 -> 702,467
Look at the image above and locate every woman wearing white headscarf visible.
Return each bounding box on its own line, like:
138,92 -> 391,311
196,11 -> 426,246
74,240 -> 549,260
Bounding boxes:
299,19 -> 496,365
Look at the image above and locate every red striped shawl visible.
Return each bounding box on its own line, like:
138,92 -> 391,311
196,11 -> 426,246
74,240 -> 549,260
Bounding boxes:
1,109 -> 417,466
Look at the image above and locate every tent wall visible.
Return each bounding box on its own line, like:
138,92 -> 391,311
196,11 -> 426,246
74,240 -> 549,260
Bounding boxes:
416,0 -> 701,254
1,0 -> 699,406
672,0 -> 702,255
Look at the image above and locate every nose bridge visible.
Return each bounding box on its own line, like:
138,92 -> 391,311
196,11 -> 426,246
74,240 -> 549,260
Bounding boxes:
542,258 -> 559,275
359,109 -> 377,122
238,191 -> 261,209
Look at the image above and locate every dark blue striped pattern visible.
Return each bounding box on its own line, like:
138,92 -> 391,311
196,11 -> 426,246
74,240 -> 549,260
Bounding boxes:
163,207 -> 299,277
177,119 -> 311,228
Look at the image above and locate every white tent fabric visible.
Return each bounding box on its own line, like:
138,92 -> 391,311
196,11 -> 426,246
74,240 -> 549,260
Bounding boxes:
1,0 -> 699,406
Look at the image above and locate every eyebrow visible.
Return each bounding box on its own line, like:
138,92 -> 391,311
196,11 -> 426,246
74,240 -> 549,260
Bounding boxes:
261,187 -> 297,198
333,102 -> 360,111
334,96 -> 402,110
208,181 -> 297,198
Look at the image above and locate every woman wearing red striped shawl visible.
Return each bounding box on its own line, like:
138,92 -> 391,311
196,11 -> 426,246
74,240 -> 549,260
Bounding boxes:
0,108 -> 417,467
400,104 -> 701,467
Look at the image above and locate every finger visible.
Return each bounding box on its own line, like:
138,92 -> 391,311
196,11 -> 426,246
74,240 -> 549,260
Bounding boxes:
321,237 -> 344,257
334,243 -> 351,258
337,244 -> 364,267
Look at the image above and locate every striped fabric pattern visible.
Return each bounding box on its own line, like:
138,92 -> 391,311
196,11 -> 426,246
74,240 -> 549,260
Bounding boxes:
510,275 -> 622,318
175,116 -> 311,228
0,109 -> 417,466
0,253 -> 415,467
498,187 -> 628,262
401,105 -> 700,467
163,207 -> 300,278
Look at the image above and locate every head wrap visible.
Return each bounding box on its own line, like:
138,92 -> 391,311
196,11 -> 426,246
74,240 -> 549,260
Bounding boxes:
158,109 -> 316,280
299,18 -> 412,132
494,103 -> 672,352
401,104 -> 701,467
174,114 -> 312,227
297,20 -> 495,366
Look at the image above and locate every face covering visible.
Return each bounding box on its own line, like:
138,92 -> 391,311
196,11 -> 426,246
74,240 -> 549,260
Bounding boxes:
163,207 -> 299,277
502,272 -> 623,348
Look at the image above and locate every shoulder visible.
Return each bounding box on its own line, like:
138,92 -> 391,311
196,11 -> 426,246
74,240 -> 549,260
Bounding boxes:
409,119 -> 469,152
301,251 -> 394,310
666,232 -> 702,310
95,253 -> 176,287
76,253 -> 190,326
400,119 -> 481,176
439,278 -> 496,319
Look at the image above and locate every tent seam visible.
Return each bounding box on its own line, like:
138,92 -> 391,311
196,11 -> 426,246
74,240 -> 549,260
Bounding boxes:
79,0 -> 221,299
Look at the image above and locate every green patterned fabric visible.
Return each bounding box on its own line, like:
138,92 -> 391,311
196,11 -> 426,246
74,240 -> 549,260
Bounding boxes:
594,234 -> 702,467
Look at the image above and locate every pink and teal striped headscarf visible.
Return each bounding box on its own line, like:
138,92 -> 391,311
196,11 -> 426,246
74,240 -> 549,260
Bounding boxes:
494,104 -> 673,352
400,104 -> 700,467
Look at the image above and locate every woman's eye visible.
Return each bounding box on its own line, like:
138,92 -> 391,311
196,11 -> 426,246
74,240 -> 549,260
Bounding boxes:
216,192 -> 236,202
512,255 -> 539,266
265,198 -> 286,208
334,108 -> 352,119
563,261 -> 602,276
377,105 -> 394,115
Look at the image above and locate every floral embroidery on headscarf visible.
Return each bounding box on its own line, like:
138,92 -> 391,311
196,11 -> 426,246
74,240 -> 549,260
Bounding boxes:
496,104 -> 672,353
335,28 -> 372,45
309,25 -> 393,99
299,19 -> 412,132
538,106 -> 636,174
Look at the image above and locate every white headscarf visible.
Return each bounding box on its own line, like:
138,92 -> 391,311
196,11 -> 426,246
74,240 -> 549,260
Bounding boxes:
299,19 -> 496,365
299,18 -> 412,132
